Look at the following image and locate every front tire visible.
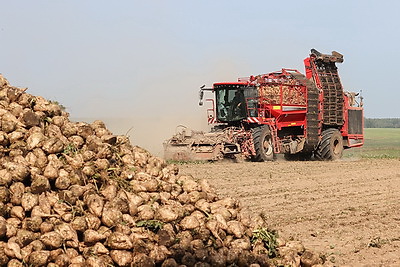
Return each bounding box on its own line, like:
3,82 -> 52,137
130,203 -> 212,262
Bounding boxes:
252,126 -> 275,162
315,128 -> 344,160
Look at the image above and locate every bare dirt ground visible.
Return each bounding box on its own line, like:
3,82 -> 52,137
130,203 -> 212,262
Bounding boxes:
180,158 -> 400,266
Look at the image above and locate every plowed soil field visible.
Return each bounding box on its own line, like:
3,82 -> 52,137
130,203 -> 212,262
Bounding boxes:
181,158 -> 400,266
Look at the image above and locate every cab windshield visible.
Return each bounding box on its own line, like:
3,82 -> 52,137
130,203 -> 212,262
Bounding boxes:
215,85 -> 258,122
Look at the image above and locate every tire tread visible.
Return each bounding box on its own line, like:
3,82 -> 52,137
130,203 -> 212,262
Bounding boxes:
315,128 -> 343,160
252,126 -> 274,162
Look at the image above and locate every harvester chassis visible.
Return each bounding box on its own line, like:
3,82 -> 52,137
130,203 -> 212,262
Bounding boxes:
164,49 -> 364,162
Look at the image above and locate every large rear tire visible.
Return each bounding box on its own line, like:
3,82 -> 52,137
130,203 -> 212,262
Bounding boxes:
315,128 -> 344,160
252,126 -> 275,162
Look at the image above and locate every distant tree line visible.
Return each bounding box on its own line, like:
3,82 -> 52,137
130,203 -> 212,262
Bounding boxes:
364,118 -> 400,128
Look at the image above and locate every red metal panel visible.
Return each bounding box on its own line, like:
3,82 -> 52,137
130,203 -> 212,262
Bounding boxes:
213,82 -> 248,86
304,57 -> 313,80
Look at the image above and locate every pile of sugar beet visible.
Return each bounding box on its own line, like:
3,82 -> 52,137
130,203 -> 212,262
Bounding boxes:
0,74 -> 324,267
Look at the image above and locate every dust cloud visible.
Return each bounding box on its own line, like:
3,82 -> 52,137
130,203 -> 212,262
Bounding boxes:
70,58 -> 243,157
73,115 -> 210,157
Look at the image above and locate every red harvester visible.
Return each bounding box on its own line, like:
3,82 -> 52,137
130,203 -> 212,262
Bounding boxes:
164,49 -> 364,161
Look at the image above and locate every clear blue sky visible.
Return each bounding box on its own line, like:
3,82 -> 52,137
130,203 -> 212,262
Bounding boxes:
1,1 -> 399,152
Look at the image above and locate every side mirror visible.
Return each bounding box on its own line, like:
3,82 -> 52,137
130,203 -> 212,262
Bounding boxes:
199,85 -> 205,106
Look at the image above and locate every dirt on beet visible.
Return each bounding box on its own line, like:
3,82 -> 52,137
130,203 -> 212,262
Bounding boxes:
181,158 -> 400,266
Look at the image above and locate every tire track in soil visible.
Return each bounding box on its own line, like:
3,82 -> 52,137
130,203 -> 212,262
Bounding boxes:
181,159 -> 400,266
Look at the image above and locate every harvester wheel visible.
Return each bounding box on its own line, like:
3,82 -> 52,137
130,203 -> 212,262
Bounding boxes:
252,126 -> 274,162
314,128 -> 344,160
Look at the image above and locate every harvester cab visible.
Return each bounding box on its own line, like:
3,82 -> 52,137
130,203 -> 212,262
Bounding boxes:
164,49 -> 364,162
213,84 -> 256,123
201,85 -> 262,124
